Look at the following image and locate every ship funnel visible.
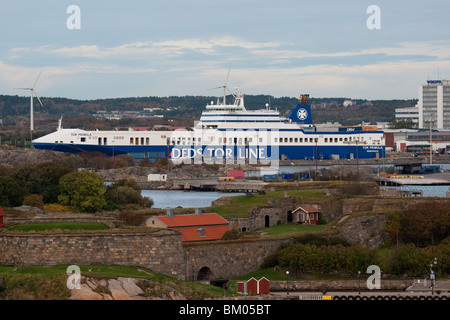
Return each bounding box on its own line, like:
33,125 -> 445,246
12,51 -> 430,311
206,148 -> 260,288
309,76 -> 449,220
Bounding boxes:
287,93 -> 312,125
299,94 -> 309,105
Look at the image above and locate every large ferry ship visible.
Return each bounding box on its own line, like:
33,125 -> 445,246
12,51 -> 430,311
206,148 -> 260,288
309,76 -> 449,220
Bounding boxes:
32,89 -> 385,164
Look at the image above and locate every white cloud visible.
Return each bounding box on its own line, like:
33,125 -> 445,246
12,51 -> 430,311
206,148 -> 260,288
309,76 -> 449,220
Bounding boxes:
2,37 -> 450,99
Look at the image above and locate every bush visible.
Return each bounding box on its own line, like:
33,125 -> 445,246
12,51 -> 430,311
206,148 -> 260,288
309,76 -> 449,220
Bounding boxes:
117,209 -> 147,226
221,229 -> 241,240
23,194 -> 44,208
277,242 -> 378,275
42,203 -> 69,212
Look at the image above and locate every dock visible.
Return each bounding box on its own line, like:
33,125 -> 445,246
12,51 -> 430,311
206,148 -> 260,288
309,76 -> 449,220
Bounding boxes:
172,178 -> 267,193
376,172 -> 450,186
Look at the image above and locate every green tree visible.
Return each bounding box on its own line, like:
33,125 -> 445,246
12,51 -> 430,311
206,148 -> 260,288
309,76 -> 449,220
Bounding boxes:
104,179 -> 153,209
58,170 -> 106,212
0,176 -> 27,207
12,162 -> 73,203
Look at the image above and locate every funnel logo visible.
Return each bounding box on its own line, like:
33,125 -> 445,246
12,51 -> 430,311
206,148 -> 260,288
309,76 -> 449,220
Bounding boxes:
297,108 -> 308,121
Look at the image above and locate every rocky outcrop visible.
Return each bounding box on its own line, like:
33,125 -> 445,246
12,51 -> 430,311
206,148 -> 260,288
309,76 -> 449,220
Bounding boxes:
334,214 -> 390,248
0,147 -> 66,166
69,276 -> 186,300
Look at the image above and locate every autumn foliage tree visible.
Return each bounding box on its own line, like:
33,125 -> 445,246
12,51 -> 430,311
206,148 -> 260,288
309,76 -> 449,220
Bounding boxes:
58,170 -> 107,212
387,202 -> 450,246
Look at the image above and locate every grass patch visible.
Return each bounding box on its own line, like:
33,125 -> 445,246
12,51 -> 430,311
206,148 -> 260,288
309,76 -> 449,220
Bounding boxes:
258,223 -> 326,236
205,189 -> 327,219
0,264 -> 232,300
6,222 -> 110,232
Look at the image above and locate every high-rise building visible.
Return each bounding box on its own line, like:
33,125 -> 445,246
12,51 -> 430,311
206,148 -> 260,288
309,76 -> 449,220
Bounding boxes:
418,80 -> 450,130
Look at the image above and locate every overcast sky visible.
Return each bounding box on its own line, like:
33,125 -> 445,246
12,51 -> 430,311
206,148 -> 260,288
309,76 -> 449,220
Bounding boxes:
0,0 -> 449,101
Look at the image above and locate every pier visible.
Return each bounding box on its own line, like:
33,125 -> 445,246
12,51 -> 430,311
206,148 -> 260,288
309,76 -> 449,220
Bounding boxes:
376,172 -> 450,187
172,178 -> 266,193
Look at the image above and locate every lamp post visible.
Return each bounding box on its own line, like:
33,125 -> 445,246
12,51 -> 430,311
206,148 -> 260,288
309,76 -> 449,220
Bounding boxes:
430,257 -> 437,294
358,271 -> 361,294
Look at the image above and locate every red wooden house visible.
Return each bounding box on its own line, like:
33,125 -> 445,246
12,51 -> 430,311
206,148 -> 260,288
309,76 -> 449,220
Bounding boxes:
292,206 -> 320,225
0,206 -> 6,228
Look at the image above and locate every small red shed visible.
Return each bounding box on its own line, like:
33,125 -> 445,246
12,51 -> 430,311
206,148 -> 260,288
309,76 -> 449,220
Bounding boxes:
247,278 -> 258,295
0,206 -> 6,228
292,206 -> 320,225
258,277 -> 270,294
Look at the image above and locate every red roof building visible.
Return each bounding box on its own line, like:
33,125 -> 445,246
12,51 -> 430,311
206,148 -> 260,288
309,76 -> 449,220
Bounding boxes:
292,206 -> 320,225
0,206 -> 6,228
146,212 -> 230,242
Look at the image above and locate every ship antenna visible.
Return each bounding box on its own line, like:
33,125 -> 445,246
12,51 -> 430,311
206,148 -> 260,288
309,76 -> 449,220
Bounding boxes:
58,115 -> 63,130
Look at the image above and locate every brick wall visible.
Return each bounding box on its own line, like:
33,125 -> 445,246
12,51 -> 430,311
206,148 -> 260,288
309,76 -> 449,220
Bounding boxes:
0,230 -> 187,280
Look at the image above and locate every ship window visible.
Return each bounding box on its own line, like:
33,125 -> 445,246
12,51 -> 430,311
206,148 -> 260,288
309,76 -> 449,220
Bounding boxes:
299,138 -> 303,143
344,138 -> 348,142
146,137 -> 150,145
274,138 -> 278,142
289,138 -> 293,143
294,138 -> 298,143
309,138 -> 313,143
81,137 -> 86,142
339,138 -> 343,142
141,137 -> 144,145
314,138 -> 318,143
324,138 -> 328,143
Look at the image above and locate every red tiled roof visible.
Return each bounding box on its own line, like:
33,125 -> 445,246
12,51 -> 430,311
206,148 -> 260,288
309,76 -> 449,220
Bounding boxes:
172,225 -> 231,242
156,213 -> 229,228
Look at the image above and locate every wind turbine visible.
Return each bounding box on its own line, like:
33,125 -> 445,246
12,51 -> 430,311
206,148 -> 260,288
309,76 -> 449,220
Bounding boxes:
14,72 -> 44,132
208,69 -> 235,105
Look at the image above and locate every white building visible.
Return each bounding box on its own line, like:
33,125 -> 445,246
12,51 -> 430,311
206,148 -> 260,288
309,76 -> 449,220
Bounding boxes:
147,173 -> 168,182
395,105 -> 419,125
418,80 -> 450,130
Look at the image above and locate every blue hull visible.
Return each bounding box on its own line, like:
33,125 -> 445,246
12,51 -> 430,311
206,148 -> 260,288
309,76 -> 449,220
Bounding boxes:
33,142 -> 384,161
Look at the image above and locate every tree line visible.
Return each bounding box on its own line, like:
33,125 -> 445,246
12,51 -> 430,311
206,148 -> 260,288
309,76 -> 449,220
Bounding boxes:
270,234 -> 450,277
0,94 -> 417,130
0,161 -> 153,213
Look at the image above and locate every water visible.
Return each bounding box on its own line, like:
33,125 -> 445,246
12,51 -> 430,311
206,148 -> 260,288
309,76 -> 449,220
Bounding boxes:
380,185 -> 450,198
141,189 -> 244,209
